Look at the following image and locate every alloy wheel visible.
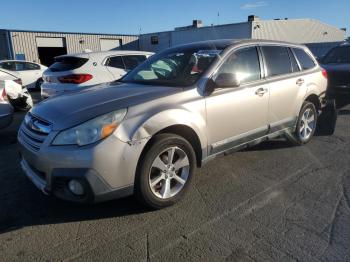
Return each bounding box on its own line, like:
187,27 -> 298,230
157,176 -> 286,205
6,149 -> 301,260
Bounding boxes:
299,108 -> 316,141
148,146 -> 190,199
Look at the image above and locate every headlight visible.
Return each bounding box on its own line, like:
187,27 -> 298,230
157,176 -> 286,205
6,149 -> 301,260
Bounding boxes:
52,109 -> 127,146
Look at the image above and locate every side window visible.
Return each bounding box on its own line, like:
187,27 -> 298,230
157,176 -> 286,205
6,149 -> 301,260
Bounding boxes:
151,36 -> 159,45
261,46 -> 292,77
107,56 -> 125,69
24,62 -> 40,70
216,46 -> 261,84
293,48 -> 316,70
0,62 -> 15,71
15,62 -> 26,71
123,55 -> 147,71
288,48 -> 300,73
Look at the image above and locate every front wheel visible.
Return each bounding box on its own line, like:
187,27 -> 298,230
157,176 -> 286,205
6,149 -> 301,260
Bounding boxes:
135,134 -> 196,209
286,101 -> 318,146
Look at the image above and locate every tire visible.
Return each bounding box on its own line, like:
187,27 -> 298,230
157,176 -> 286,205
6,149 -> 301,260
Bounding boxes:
35,78 -> 43,91
286,101 -> 318,146
135,133 -> 196,209
316,99 -> 337,136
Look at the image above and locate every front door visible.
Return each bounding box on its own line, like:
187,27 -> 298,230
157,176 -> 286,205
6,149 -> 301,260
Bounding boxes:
205,46 -> 269,155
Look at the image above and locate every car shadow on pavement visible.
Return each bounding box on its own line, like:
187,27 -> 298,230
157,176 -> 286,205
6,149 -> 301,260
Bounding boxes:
0,186 -> 151,235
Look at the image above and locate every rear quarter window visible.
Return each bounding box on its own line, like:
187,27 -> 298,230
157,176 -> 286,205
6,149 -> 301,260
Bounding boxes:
293,48 -> 316,70
49,57 -> 88,72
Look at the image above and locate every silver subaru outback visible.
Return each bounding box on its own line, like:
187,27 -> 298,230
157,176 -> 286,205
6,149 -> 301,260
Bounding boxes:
18,39 -> 329,209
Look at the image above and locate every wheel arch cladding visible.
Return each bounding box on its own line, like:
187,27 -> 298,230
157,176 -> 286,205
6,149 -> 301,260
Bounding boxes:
137,125 -> 203,169
305,94 -> 321,111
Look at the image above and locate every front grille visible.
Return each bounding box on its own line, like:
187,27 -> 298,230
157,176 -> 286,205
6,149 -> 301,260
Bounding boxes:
19,114 -> 51,152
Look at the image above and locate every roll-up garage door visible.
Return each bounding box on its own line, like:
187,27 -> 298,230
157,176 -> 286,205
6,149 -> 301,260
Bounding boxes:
100,39 -> 121,51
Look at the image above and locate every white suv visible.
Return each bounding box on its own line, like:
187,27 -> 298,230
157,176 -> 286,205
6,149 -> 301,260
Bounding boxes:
41,50 -> 154,98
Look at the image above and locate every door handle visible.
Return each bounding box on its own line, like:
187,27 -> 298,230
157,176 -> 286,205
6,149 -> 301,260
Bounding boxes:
296,78 -> 305,86
255,88 -> 268,96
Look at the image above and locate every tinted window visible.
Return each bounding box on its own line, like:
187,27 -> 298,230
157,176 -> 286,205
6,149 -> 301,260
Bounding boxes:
15,62 -> 26,71
262,46 -> 292,77
24,62 -> 40,70
293,48 -> 316,70
123,55 -> 147,70
49,56 -> 88,72
322,46 -> 350,64
0,62 -> 15,71
216,46 -> 261,84
107,56 -> 125,69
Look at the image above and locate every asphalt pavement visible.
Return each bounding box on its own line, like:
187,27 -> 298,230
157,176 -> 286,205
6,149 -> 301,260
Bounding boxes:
0,96 -> 350,261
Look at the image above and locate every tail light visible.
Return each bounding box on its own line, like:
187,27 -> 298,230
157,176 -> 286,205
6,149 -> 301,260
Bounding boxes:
14,78 -> 23,86
58,74 -> 93,84
0,88 -> 8,102
321,69 -> 328,79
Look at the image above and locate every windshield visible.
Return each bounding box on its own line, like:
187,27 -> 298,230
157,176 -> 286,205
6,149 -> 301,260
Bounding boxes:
122,49 -> 222,87
323,46 -> 350,64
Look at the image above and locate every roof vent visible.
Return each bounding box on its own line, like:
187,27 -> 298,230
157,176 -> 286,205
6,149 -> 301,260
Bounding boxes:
248,15 -> 260,22
193,20 -> 203,28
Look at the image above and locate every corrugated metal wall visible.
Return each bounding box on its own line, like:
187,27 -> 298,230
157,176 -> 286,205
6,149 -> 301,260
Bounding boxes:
139,22 -> 251,52
0,30 -> 10,60
171,22 -> 251,46
9,31 -> 139,62
252,19 -> 346,44
139,31 -> 171,53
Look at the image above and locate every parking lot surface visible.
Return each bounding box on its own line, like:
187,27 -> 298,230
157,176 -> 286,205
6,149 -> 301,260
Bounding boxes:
1,97 -> 350,261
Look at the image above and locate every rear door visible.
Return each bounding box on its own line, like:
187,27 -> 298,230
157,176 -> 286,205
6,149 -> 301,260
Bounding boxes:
260,45 -> 302,131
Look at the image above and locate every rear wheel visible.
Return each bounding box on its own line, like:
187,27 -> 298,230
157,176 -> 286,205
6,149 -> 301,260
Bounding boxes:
135,134 -> 196,209
286,101 -> 318,145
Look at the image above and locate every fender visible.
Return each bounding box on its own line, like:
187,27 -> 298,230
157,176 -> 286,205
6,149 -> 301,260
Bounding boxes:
116,107 -> 208,150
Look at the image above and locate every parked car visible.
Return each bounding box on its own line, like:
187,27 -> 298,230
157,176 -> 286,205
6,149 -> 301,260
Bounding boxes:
0,69 -> 33,111
0,60 -> 47,90
18,39 -> 329,209
41,50 -> 154,98
320,42 -> 350,108
0,79 -> 14,129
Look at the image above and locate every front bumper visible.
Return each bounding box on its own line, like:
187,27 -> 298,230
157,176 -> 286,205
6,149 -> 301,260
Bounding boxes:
18,124 -> 148,203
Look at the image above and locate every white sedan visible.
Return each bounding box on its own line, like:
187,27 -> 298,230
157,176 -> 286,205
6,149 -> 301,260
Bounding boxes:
41,50 -> 153,98
0,60 -> 47,90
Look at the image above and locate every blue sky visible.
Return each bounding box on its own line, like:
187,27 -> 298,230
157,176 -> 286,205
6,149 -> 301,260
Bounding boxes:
1,0 -> 349,35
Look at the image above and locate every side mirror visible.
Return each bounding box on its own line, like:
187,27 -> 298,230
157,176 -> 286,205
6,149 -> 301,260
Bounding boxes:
214,73 -> 240,88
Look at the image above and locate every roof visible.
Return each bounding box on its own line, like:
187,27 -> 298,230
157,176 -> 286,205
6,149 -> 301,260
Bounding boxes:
167,39 -> 306,52
0,28 -> 137,37
0,60 -> 43,65
56,50 -> 154,59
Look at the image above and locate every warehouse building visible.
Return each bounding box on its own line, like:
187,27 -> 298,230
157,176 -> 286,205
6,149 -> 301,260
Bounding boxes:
139,16 -> 347,56
0,29 -> 138,66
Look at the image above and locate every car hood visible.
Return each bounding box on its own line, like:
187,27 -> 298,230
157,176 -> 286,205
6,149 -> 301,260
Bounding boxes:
322,63 -> 350,86
30,82 -> 182,130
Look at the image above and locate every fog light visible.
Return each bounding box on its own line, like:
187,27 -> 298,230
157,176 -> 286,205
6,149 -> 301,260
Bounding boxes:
68,179 -> 85,196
